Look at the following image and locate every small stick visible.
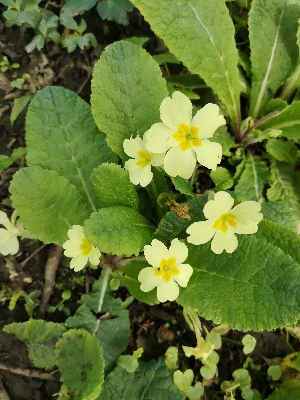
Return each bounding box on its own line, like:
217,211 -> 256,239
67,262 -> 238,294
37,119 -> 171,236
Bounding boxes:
0,363 -> 56,381
36,245 -> 63,318
0,378 -> 11,400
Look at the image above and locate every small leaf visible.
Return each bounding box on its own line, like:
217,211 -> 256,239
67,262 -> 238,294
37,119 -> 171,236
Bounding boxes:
267,365 -> 282,381
97,0 -> 133,25
91,41 -> 168,159
171,176 -> 194,197
117,355 -> 139,373
3,320 -> 66,368
0,147 -> 26,173
55,328 -> 104,400
186,382 -> 205,400
165,346 -> 179,370
91,163 -> 138,209
242,334 -> 256,354
84,207 -> 154,256
10,95 -> 32,125
173,369 -> 194,393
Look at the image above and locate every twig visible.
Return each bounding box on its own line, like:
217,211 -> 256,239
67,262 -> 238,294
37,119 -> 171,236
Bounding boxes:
5,256 -> 32,290
0,363 -> 56,381
20,244 -> 46,268
0,378 -> 11,400
36,245 -> 63,318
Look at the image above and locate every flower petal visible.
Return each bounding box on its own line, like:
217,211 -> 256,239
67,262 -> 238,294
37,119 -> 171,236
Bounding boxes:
123,136 -> 144,158
186,220 -> 216,245
234,222 -> 259,234
70,255 -> 88,271
145,123 -> 174,153
193,140 -> 222,170
0,211 -> 12,229
150,152 -> 165,166
164,146 -> 196,179
138,267 -> 162,292
232,201 -> 263,224
169,238 -> 188,264
203,191 -> 234,220
211,229 -> 238,254
89,247 -> 101,266
157,279 -> 179,302
160,91 -> 192,130
173,264 -> 193,287
0,234 -> 19,256
67,225 -> 84,243
191,103 -> 226,139
63,239 -> 82,257
144,239 -> 169,268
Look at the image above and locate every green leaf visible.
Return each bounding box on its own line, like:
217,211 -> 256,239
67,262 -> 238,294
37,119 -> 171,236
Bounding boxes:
242,334 -> 256,354
249,0 -> 300,117
173,369 -> 194,393
178,221 -> 300,331
97,0 -> 133,25
91,41 -> 168,159
266,139 -> 299,165
210,167 -> 233,190
55,328 -> 104,400
210,125 -> 235,156
266,382 -> 300,400
131,0 -> 241,127
267,365 -> 282,381
26,86 -> 118,210
84,207 -> 154,256
234,154 -> 270,201
171,176 -> 194,197
61,0 -> 97,16
3,320 -> 66,368
186,382 -> 205,400
91,163 -> 138,209
166,74 -> 206,89
10,166 -> 90,245
117,260 -> 159,305
261,201 -> 298,232
98,358 -> 185,400
10,95 -> 32,125
267,160 -> 299,219
259,101 -> 300,141
0,147 -> 26,173
153,194 -> 208,242
65,275 -> 130,372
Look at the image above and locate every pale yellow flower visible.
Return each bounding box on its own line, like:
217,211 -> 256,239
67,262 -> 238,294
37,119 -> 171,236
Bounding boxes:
0,211 -> 22,256
123,135 -> 165,187
145,91 -> 225,179
138,238 -> 193,302
63,225 -> 101,271
187,191 -> 263,254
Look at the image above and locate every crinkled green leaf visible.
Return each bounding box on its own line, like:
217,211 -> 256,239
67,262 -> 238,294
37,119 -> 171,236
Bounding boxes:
61,0 -> 97,16
26,86 -> 118,209
234,154 -> 270,201
267,160 -> 299,219
171,176 -> 194,197
261,201 -> 298,232
259,101 -> 300,141
3,320 -> 66,368
84,207 -> 154,256
10,166 -> 90,244
97,0 -> 133,25
0,147 -> 26,173
178,221 -> 300,331
91,163 -> 138,209
91,41 -> 168,159
131,0 -> 241,127
55,328 -> 104,400
266,139 -> 299,165
98,358 -> 185,400
210,126 -> 235,156
249,0 -> 300,117
117,260 -> 159,305
65,275 -> 130,372
153,194 -> 208,242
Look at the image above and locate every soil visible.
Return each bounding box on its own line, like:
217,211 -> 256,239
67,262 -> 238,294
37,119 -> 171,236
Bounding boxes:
0,5 -> 299,400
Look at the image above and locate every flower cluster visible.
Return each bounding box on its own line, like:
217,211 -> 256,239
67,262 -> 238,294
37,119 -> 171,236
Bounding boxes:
123,91 -> 225,185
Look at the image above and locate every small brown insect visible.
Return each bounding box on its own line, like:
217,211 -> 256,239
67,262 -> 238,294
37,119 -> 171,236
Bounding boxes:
166,199 -> 191,220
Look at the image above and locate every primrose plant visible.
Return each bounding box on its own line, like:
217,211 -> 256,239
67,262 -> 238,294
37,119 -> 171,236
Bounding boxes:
2,0 -> 300,398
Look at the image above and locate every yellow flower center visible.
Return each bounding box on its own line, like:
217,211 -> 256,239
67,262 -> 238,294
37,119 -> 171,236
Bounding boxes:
155,257 -> 180,282
135,150 -> 153,168
173,123 -> 202,151
213,212 -> 237,233
80,238 -> 93,256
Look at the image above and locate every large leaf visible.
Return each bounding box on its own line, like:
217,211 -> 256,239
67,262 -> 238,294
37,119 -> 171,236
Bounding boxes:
3,320 -> 66,369
98,358 -> 185,400
178,221 -> 300,331
91,163 -> 139,209
84,206 -> 154,256
261,201 -> 298,232
26,86 -> 118,210
130,0 -> 241,127
259,101 -> 300,141
249,0 -> 300,117
55,328 -> 104,400
91,40 -> 168,159
10,166 -> 90,245
65,275 -> 130,373
234,154 -> 270,201
266,139 -> 299,165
